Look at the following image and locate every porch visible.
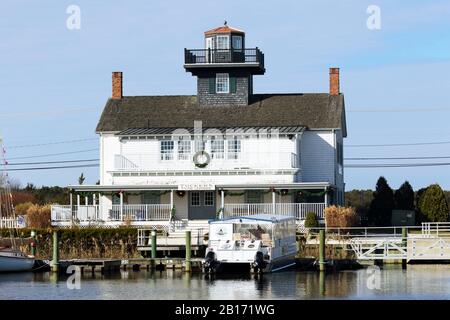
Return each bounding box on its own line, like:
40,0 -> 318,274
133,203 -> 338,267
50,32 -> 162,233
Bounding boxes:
50,183 -> 332,227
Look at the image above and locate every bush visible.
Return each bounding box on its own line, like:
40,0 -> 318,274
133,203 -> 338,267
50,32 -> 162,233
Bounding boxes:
325,205 -> 357,227
15,202 -> 34,216
12,191 -> 36,205
304,212 -> 319,228
419,184 -> 449,222
26,204 -> 51,229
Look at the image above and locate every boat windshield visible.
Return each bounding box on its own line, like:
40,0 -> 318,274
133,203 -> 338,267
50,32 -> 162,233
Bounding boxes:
232,223 -> 272,246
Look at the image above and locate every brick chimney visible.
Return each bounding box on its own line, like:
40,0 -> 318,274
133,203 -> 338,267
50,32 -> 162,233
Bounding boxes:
329,67 -> 340,96
112,71 -> 123,99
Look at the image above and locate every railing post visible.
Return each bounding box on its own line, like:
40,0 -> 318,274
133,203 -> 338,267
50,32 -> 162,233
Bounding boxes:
30,230 -> 37,257
402,227 -> 407,269
272,191 -> 276,214
119,191 -> 124,221
221,190 -> 225,219
185,231 -> 191,272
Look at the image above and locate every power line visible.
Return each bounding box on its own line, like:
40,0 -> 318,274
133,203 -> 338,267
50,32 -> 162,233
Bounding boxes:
346,141 -> 450,148
347,107 -> 450,113
5,159 -> 99,166
0,164 -> 99,172
346,162 -> 450,168
5,148 -> 98,160
6,138 -> 97,149
346,156 -> 450,160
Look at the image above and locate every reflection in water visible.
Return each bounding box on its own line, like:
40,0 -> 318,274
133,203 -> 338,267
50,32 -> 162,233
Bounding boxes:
2,265 -> 450,300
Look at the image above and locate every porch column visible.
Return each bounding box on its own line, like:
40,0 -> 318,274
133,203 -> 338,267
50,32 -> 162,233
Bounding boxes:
93,194 -> 96,205
77,194 -> 80,206
221,190 -> 225,219
85,196 -> 88,206
170,190 -> 174,221
69,193 -> 73,206
324,187 -> 329,206
272,191 -> 276,214
119,191 -> 124,221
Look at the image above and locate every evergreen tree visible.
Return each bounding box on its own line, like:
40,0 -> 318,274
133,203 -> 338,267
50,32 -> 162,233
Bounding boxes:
394,181 -> 415,210
368,176 -> 394,226
418,184 -> 449,222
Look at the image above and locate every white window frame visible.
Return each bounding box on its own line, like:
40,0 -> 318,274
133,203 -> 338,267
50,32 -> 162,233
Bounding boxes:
216,73 -> 229,94
227,138 -> 241,160
178,140 -> 191,161
211,139 -> 224,159
160,140 -> 174,161
216,35 -> 229,51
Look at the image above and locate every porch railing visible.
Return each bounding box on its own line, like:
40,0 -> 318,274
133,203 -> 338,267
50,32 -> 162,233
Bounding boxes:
184,48 -> 264,66
223,203 -> 325,220
109,204 -> 172,221
51,205 -> 99,222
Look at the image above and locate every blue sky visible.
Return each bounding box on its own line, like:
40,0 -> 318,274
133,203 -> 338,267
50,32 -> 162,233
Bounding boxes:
1,0 -> 450,191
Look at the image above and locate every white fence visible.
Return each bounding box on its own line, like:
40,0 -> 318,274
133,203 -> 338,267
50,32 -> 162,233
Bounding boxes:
51,205 -> 99,222
110,204 -> 172,221
223,203 -> 325,220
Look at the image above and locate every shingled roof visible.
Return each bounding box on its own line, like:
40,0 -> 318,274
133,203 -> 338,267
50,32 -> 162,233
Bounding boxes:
95,93 -> 347,137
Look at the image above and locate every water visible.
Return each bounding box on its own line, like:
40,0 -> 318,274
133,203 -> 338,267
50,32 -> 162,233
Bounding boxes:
1,265 -> 450,300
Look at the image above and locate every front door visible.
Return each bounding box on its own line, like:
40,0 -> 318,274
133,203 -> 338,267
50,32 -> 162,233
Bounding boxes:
188,191 -> 216,219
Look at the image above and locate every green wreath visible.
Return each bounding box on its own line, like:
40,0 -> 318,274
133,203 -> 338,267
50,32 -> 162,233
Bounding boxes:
193,151 -> 210,168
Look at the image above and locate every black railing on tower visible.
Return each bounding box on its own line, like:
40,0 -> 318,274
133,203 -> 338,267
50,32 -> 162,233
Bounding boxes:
184,48 -> 264,66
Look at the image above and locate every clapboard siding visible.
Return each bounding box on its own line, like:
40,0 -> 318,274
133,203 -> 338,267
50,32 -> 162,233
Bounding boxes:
300,130 -> 335,184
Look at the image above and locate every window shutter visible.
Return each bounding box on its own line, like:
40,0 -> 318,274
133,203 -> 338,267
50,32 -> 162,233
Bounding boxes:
209,77 -> 216,94
230,77 -> 237,93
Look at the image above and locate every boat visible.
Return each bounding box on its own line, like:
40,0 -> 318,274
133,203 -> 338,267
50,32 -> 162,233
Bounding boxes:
203,214 -> 297,273
0,136 -> 35,272
0,249 -> 35,272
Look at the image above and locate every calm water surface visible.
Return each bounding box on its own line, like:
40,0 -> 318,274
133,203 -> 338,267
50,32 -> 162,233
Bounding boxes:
1,265 -> 450,300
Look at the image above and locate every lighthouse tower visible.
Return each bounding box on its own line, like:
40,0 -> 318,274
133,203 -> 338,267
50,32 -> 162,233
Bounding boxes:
184,22 -> 265,106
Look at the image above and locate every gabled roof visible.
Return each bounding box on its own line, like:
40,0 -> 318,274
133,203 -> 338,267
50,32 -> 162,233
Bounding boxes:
96,94 -> 347,137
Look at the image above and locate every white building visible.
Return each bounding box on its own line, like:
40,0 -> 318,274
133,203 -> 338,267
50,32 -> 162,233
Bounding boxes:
51,23 -> 347,231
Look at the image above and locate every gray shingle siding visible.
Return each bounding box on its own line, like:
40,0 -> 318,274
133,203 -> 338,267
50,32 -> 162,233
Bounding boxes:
197,76 -> 249,106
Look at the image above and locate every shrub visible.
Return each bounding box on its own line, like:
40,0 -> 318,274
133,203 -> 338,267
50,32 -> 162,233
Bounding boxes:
26,204 -> 51,229
12,191 -> 36,205
368,177 -> 394,226
419,184 -> 449,222
325,205 -> 357,228
15,202 -> 34,216
304,212 -> 319,228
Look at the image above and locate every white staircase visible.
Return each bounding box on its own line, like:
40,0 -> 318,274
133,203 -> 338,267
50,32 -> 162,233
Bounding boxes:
166,219 -> 210,246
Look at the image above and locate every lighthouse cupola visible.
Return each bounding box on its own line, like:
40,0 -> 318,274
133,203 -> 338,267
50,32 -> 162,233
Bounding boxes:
184,22 -> 265,106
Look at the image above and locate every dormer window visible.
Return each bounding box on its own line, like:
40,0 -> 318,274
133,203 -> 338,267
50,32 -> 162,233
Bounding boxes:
216,35 -> 229,51
216,73 -> 229,93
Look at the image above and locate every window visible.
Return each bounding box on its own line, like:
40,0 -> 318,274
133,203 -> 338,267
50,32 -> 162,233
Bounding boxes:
178,140 -> 191,160
194,139 -> 206,152
216,73 -> 229,93
190,192 -> 200,206
227,138 -> 241,159
160,140 -> 174,160
246,191 -> 263,204
232,36 -> 242,52
211,139 -> 224,159
204,191 -> 214,206
216,35 -> 229,51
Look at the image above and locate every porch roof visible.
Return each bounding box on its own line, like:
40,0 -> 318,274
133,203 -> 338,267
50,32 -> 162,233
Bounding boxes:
68,182 -> 334,192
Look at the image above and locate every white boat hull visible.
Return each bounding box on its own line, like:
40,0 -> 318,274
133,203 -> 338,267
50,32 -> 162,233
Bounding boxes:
0,252 -> 35,272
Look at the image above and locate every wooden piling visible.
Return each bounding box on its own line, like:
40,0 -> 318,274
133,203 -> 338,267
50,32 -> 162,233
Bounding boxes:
151,230 -> 157,269
319,230 -> 325,272
185,231 -> 191,272
30,230 -> 37,257
51,230 -> 59,273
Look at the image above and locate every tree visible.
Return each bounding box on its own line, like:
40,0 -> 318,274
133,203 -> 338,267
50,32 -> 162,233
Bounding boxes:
368,176 -> 394,226
394,181 -> 415,210
78,173 -> 85,185
418,184 -> 449,222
